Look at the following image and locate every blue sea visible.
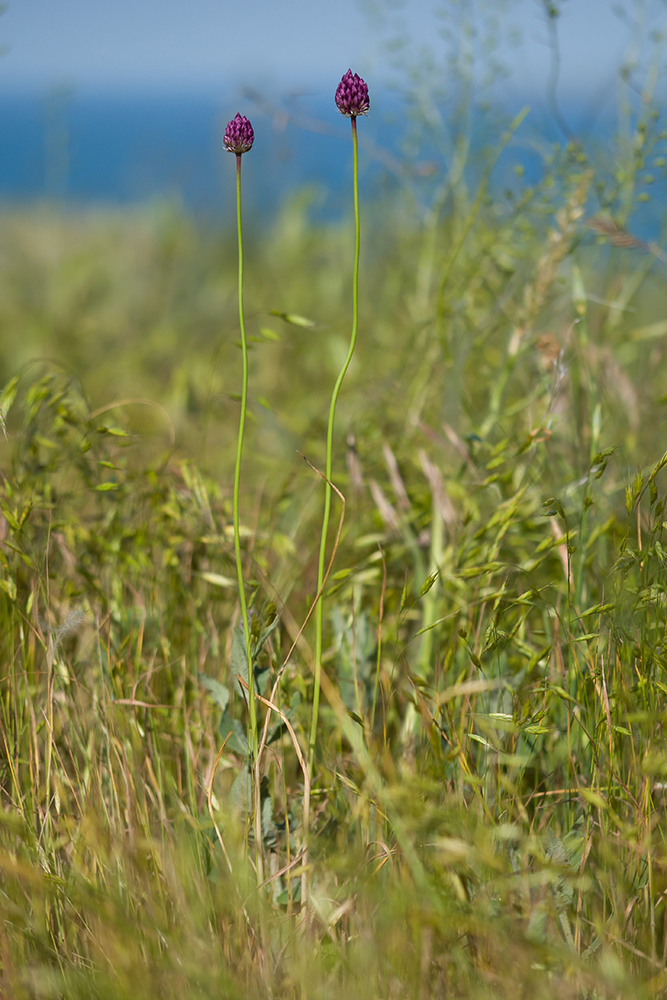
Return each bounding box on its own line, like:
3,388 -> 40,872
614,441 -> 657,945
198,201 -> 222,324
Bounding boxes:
0,88 -> 556,211
0,90 -> 397,218
0,87 -> 661,237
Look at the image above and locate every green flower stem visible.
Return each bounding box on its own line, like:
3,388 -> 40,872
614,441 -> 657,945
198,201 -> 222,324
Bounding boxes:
232,152 -> 258,763
309,116 -> 360,773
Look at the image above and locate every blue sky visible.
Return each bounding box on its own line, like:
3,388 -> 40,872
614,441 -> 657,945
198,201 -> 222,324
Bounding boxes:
0,0 -> 663,101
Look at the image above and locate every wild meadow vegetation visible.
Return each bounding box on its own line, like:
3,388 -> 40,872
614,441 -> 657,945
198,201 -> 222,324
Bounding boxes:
4,6 -> 667,997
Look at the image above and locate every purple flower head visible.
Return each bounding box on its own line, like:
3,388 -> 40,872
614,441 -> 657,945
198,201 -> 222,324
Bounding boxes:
223,113 -> 254,154
335,70 -> 370,118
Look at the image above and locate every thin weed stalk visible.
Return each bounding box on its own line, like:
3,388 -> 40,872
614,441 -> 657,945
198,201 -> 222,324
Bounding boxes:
310,89 -> 364,775
231,150 -> 257,764
225,114 -> 263,886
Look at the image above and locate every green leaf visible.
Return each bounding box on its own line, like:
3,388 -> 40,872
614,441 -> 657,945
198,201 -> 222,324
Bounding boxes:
231,625 -> 249,694
33,433 -> 58,450
199,673 -> 230,712
580,787 -> 607,810
270,310 -> 316,329
96,425 -> 128,437
230,766 -> 252,811
550,685 -> 583,708
276,881 -> 301,905
219,711 -> 248,756
468,733 -> 495,748
261,791 -> 277,849
583,936 -> 601,959
198,572 -> 235,589
257,608 -> 280,651
95,483 -> 120,492
266,720 -> 287,745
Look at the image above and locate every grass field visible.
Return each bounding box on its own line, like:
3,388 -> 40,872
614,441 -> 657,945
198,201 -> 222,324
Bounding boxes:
2,45 -> 667,997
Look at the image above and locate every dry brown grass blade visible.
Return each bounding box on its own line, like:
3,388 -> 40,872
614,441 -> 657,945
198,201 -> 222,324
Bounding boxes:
587,214 -> 646,250
207,732 -> 233,874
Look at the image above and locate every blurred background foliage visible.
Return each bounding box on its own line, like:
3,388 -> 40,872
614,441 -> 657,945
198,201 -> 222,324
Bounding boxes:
2,1 -> 667,997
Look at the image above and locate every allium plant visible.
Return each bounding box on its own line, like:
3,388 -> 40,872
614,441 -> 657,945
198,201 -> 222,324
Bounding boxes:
335,69 -> 370,118
223,113 -> 255,155
309,72 -> 369,773
224,113 -> 259,780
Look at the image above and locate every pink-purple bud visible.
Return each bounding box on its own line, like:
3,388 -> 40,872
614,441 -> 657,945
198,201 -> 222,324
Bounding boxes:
223,113 -> 255,154
335,70 -> 370,118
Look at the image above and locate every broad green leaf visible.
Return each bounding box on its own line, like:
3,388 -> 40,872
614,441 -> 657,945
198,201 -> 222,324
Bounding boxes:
231,625 -> 249,693
230,766 -> 252,812
276,881 -> 301,905
257,608 -> 280,650
199,673 -> 230,712
261,792 -> 277,849
219,711 -> 248,756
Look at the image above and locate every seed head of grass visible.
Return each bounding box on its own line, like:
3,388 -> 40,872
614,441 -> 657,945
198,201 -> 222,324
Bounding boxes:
223,113 -> 255,154
335,69 -> 370,117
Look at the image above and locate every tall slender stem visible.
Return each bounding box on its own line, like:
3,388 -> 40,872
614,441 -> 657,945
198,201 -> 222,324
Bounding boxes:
309,116 -> 360,774
233,152 -> 258,762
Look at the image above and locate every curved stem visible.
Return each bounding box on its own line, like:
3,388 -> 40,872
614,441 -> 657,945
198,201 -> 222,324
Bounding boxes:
543,1 -> 575,144
309,116 -> 360,774
232,153 -> 257,762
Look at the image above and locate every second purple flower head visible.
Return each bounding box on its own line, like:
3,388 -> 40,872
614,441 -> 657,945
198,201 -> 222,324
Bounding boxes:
335,70 -> 370,118
224,113 -> 254,155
